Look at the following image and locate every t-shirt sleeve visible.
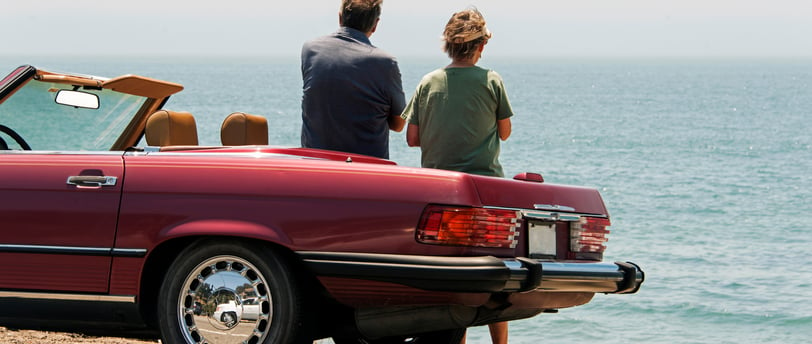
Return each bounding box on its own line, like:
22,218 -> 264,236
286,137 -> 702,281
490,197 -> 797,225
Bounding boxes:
402,83 -> 421,125
490,71 -> 515,121
388,59 -> 407,117
402,95 -> 419,125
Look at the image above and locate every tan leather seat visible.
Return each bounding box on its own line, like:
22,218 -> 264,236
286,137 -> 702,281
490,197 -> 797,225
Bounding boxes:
145,110 -> 199,146
220,112 -> 268,146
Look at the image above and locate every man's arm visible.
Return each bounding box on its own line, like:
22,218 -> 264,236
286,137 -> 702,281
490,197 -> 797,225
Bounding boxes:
388,115 -> 406,132
406,123 -> 420,147
386,58 -> 407,132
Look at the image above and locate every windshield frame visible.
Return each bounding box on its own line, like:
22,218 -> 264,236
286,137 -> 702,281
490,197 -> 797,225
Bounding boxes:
0,66 -> 183,151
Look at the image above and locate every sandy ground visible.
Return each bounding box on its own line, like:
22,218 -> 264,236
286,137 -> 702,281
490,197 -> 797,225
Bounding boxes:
0,326 -> 160,343
0,327 -> 339,344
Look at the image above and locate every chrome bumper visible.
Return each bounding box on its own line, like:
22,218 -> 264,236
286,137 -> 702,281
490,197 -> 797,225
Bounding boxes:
299,251 -> 645,295
504,259 -> 645,294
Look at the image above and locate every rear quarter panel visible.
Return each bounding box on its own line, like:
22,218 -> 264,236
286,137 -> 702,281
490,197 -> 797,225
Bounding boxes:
115,153 -> 484,255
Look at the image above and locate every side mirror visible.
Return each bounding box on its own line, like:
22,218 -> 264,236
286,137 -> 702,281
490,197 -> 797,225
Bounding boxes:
55,89 -> 100,109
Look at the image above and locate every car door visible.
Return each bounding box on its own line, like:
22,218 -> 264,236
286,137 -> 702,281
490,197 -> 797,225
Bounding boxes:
0,152 -> 123,293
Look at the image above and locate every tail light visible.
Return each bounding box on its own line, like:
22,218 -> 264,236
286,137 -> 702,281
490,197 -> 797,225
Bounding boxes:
570,217 -> 610,253
416,206 -> 522,248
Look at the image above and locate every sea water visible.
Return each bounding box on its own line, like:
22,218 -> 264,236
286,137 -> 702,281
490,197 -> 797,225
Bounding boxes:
1,56 -> 810,344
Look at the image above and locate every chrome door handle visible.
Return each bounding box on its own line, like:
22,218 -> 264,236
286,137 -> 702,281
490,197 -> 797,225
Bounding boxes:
66,176 -> 118,187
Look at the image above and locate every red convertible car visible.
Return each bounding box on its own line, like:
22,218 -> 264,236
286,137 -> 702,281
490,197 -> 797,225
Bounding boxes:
0,65 -> 643,344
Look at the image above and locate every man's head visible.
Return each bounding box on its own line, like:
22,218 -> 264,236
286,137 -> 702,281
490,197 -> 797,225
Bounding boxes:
442,8 -> 492,60
340,0 -> 383,35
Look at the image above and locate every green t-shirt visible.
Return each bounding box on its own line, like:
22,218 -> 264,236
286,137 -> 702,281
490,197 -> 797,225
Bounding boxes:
402,66 -> 514,177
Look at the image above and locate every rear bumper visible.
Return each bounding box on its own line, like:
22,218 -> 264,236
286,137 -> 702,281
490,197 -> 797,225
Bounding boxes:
298,252 -> 644,294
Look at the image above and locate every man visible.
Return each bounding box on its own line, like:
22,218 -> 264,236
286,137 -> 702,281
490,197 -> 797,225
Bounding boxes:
301,0 -> 406,159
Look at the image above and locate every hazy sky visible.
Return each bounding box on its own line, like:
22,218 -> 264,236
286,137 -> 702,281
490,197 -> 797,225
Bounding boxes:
2,0 -> 812,59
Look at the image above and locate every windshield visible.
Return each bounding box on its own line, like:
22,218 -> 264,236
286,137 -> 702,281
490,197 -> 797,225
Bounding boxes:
0,77 -> 147,151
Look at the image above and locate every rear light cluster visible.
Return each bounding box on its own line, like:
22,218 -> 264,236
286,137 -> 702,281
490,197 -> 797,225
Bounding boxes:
416,206 -> 522,248
570,217 -> 610,253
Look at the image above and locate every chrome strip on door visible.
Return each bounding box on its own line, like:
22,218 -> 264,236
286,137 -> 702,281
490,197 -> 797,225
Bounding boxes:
0,291 -> 135,303
0,244 -> 147,257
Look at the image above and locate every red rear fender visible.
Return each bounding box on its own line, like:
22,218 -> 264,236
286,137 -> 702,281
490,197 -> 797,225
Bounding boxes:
156,219 -> 292,246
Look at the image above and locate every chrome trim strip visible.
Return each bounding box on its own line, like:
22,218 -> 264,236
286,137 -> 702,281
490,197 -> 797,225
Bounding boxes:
484,205 -> 605,219
112,248 -> 149,257
534,204 -> 576,212
522,210 -> 582,222
0,291 -> 135,303
0,244 -> 147,257
0,244 -> 109,256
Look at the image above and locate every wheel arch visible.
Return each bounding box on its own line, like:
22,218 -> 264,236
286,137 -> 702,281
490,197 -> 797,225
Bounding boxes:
156,218 -> 294,245
136,234 -> 316,330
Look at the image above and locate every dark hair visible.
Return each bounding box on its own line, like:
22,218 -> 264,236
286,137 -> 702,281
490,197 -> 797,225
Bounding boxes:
341,0 -> 383,33
443,8 -> 491,60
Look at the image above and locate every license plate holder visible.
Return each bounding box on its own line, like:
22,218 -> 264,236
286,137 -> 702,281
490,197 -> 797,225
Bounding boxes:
528,221 -> 556,258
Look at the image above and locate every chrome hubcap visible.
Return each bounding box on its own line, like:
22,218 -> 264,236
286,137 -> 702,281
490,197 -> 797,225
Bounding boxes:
178,255 -> 272,344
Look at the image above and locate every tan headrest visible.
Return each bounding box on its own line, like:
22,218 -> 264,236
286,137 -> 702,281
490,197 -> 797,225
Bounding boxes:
220,112 -> 268,146
145,110 -> 199,146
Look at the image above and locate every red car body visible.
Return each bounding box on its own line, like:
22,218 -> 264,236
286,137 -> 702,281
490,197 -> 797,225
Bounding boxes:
0,65 -> 643,344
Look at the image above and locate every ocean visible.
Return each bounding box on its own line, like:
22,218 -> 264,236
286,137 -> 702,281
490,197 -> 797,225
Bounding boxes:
1,56 -> 810,343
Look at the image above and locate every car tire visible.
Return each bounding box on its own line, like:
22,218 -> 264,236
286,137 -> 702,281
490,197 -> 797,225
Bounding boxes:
332,328 -> 466,344
157,238 -> 311,344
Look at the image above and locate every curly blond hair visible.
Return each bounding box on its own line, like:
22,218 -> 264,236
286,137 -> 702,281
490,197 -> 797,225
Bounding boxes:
442,8 -> 492,60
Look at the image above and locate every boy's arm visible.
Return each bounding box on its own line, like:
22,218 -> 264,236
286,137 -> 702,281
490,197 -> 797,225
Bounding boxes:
497,118 -> 512,141
406,124 -> 420,147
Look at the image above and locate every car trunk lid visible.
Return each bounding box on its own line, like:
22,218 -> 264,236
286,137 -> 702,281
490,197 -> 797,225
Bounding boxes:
469,173 -> 609,216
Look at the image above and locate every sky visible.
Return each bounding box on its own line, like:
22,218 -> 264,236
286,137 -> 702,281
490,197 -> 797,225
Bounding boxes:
2,0 -> 812,59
